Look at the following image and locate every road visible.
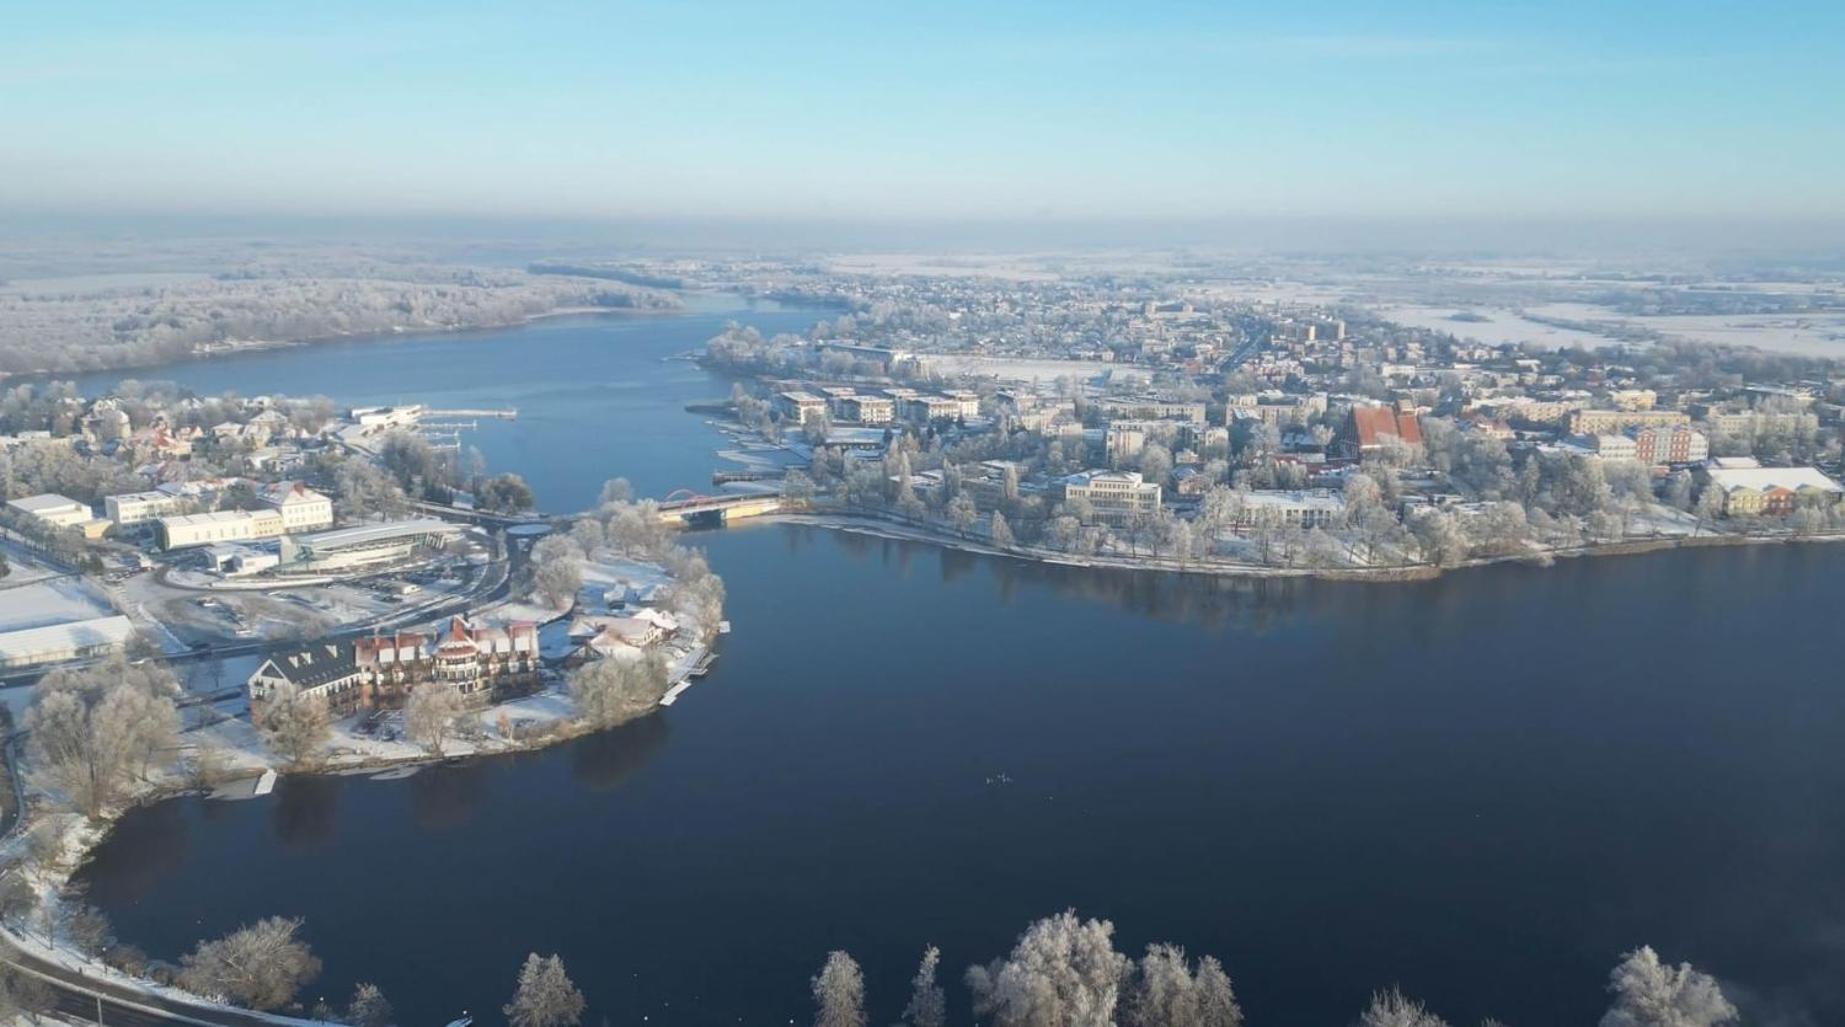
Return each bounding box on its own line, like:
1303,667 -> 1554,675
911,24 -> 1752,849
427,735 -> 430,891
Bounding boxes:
1,935 -> 312,1027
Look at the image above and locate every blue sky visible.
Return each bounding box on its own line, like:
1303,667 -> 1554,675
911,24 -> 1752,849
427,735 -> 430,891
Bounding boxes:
3,1 -> 1841,224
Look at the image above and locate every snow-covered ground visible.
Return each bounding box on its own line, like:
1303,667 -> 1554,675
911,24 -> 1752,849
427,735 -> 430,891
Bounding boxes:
0,563 -> 116,633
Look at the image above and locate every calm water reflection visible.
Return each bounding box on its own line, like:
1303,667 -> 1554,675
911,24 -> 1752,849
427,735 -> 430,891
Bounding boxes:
77,529 -> 1845,1027
59,310 -> 1845,1027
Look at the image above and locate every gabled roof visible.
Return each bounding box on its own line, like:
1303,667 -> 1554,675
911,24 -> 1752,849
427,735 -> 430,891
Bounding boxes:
1349,405 -> 1423,448
256,643 -> 361,690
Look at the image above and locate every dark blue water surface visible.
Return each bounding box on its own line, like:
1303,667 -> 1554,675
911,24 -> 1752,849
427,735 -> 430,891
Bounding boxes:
70,306 -> 1845,1027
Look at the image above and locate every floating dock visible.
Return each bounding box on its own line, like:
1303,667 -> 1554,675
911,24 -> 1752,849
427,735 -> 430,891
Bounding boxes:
659,653 -> 718,706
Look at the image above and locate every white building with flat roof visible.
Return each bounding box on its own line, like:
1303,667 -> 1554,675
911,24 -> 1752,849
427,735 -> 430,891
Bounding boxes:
158,509 -> 286,550
1062,470 -> 1162,527
1234,490 -> 1348,530
105,490 -> 186,527
7,494 -> 92,529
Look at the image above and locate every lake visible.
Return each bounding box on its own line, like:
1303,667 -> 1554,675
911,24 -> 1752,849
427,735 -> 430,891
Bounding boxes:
71,303 -> 1845,1027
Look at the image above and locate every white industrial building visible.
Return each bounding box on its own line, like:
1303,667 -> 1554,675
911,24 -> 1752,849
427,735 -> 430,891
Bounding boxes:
277,519 -> 465,573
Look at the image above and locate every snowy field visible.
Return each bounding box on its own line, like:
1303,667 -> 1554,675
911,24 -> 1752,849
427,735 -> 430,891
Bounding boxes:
1380,304 -> 1626,349
0,574 -> 115,633
1523,302 -> 1845,357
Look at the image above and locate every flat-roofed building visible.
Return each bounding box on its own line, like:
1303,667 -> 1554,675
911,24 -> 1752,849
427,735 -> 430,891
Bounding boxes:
837,395 -> 894,424
1568,408 -> 1690,435
276,519 -> 465,573
775,391 -> 828,424
1234,489 -> 1347,530
105,490 -> 185,527
1062,470 -> 1162,527
0,615 -> 137,670
7,493 -> 92,530
158,509 -> 286,549
1573,434 -> 1640,461
898,394 -> 965,425
1101,398 -> 1207,425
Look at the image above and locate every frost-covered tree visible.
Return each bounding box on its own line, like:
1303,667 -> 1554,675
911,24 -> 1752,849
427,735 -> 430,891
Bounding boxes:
1124,944 -> 1242,1027
332,458 -> 407,519
504,953 -> 585,1027
812,951 -> 867,1027
599,477 -> 633,506
476,473 -> 535,514
404,683 -> 470,756
1356,987 -> 1448,1027
990,511 -> 1016,548
1193,956 -> 1241,1027
966,911 -> 1131,1027
25,657 -> 180,817
1599,946 -> 1737,1027
347,982 -> 394,1027
900,946 -> 946,1027
567,653 -> 669,728
257,682 -> 330,767
532,535 -> 585,609
178,916 -> 322,1011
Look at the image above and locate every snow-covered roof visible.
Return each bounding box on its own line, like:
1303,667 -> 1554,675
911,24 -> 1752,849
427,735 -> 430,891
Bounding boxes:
0,616 -> 136,662
1704,467 -> 1843,493
6,493 -> 86,515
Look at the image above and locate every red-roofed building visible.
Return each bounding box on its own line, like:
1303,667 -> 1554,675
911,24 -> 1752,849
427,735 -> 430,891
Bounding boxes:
1343,404 -> 1423,458
252,617 -> 541,722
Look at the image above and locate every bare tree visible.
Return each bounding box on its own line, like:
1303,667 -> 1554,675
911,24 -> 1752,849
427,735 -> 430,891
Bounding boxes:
812,951 -> 866,1027
504,953 -> 586,1027
61,901 -> 113,956
0,965 -> 54,1024
178,916 -> 322,1010
967,911 -> 1131,1027
0,875 -> 37,929
1600,946 -> 1737,1027
900,946 -> 945,1027
404,683 -> 471,756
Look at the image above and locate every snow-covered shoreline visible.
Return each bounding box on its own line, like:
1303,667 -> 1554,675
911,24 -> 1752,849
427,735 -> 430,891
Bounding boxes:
771,509 -> 1845,582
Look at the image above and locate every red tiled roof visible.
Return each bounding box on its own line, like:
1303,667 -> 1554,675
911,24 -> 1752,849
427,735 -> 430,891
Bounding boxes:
1350,405 -> 1422,448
